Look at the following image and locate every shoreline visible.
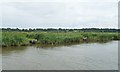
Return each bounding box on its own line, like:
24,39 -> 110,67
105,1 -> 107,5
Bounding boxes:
2,40 -> 116,48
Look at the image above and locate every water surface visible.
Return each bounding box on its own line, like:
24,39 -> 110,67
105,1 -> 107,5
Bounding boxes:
2,41 -> 118,70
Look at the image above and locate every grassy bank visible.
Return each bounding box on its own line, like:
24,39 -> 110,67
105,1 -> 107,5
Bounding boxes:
1,31 -> 120,47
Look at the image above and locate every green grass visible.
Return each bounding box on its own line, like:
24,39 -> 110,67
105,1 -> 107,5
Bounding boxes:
1,31 -> 120,47
2,32 -> 30,47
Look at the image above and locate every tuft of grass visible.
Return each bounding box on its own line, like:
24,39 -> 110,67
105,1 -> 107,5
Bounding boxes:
2,32 -> 29,47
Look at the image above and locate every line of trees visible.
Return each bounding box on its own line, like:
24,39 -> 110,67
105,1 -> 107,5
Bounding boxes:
1,28 -> 120,32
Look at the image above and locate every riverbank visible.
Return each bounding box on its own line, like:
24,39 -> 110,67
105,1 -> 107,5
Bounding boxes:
1,32 -> 120,47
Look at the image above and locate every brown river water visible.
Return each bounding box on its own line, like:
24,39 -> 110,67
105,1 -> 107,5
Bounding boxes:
2,41 -> 118,70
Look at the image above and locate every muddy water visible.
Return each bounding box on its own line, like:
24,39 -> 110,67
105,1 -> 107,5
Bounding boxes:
2,41 -> 118,70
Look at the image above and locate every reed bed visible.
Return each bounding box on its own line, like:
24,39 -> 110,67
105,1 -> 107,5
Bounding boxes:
1,32 -> 120,47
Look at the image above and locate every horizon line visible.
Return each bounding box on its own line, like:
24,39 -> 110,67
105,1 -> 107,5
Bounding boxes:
1,27 -> 119,29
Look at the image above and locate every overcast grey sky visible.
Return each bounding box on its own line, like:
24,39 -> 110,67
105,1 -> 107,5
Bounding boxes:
1,0 -> 119,29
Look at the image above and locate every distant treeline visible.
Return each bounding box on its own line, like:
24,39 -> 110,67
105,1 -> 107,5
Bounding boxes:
1,28 -> 120,32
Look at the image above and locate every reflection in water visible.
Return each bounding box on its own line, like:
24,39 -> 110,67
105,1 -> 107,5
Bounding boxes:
2,46 -> 28,56
2,41 -> 118,70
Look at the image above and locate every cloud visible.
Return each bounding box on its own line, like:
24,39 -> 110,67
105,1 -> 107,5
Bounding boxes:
2,1 -> 118,29
1,0 -> 119,2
